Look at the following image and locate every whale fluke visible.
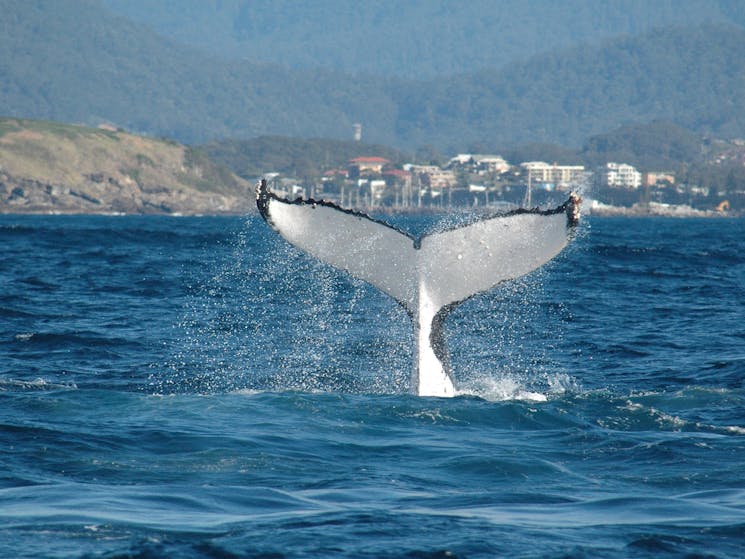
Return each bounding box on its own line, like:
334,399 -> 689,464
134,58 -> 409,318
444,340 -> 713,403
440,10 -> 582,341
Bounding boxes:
257,179 -> 580,397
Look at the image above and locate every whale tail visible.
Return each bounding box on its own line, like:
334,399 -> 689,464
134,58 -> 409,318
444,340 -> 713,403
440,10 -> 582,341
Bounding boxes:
256,179 -> 580,397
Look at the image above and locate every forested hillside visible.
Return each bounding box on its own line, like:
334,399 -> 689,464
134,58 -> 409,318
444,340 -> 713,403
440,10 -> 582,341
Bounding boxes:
0,0 -> 388,143
204,120 -> 745,198
102,0 -> 745,79
202,137 -> 409,180
3,1 -> 745,151
394,24 -> 745,150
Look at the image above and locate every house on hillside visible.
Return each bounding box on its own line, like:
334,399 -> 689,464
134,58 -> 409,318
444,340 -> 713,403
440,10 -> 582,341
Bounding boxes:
643,171 -> 675,188
473,155 -> 510,175
348,156 -> 390,177
448,154 -> 510,175
520,161 -> 586,190
406,164 -> 457,189
322,168 -> 349,180
598,162 -> 642,189
382,168 -> 412,188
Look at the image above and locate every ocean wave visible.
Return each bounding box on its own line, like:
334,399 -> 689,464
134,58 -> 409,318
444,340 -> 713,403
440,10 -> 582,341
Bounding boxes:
0,377 -> 78,391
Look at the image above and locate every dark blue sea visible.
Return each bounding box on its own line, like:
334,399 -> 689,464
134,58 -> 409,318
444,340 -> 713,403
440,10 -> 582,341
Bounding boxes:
1,213 -> 744,558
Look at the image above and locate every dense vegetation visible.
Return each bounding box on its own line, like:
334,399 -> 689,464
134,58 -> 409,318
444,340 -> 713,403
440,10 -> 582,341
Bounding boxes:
202,120 -> 745,210
3,1 -> 745,152
103,0 -> 745,79
202,137 -> 410,180
0,0 -> 383,143
204,120 -> 736,176
393,24 -> 745,151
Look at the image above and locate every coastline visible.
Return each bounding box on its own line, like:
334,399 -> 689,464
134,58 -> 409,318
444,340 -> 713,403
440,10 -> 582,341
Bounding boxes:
1,200 -> 739,218
584,199 -> 738,218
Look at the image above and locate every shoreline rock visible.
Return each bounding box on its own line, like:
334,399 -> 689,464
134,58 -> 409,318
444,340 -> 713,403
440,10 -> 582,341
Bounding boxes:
0,118 -> 254,216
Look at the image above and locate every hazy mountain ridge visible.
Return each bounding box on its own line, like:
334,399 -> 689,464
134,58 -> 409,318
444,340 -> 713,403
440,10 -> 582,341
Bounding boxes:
0,0 -> 387,143
395,23 -> 745,150
2,1 -> 745,151
102,0 -> 745,79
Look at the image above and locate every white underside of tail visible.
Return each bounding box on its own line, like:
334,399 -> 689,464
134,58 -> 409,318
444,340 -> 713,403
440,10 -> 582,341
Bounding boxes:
416,283 -> 455,397
257,182 -> 579,397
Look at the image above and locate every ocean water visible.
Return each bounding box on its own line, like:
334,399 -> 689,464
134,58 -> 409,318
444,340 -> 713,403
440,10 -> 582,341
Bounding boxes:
1,213 -> 744,558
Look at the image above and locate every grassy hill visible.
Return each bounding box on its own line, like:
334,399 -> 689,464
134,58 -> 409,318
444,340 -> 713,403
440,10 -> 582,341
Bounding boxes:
0,118 -> 253,214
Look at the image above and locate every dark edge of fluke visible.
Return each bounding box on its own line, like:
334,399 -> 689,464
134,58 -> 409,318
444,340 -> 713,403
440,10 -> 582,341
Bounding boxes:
256,178 -> 419,245
256,179 -> 581,240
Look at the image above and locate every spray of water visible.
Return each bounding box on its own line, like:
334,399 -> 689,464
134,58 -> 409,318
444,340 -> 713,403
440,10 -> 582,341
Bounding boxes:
155,216 -> 411,395
155,211 -> 582,400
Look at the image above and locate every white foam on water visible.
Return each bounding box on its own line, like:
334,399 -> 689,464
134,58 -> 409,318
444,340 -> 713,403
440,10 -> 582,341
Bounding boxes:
0,377 -> 78,391
454,367 -> 583,402
456,375 -> 546,402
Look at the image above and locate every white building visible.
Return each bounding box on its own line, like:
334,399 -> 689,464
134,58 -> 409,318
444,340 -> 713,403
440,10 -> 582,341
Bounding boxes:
599,162 -> 643,189
520,161 -> 586,188
406,164 -> 457,189
448,154 -> 474,166
448,154 -> 510,175
473,155 -> 510,175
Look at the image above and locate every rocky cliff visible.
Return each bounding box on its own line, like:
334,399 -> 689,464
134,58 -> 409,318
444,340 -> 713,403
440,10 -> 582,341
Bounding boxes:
0,118 -> 254,214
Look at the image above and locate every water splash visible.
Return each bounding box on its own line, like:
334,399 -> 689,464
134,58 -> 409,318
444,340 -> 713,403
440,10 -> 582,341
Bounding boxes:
156,213 -> 579,398
156,216 -> 412,395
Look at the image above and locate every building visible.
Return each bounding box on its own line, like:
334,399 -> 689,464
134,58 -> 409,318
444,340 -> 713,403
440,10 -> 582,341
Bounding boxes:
448,154 -> 510,175
472,155 -> 510,175
448,154 -> 474,166
598,162 -> 643,189
643,171 -> 675,188
406,164 -> 457,189
520,161 -> 586,188
322,168 -> 349,180
382,168 -> 412,188
348,156 -> 389,175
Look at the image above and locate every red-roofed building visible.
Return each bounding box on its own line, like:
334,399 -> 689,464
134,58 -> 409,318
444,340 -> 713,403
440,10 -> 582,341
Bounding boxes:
323,168 -> 349,179
382,168 -> 412,188
349,156 -> 390,175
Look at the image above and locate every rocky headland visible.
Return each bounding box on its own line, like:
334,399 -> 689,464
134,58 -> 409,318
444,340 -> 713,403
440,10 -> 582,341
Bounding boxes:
0,118 -> 254,215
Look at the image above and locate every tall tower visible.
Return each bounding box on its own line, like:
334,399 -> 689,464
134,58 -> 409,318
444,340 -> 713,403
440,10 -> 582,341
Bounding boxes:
353,123 -> 362,142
